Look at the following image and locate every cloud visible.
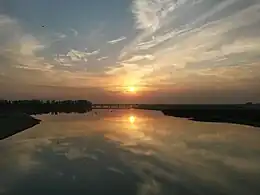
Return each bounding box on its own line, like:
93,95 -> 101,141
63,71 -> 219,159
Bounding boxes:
55,33 -> 67,39
105,60 -> 154,92
0,15 -> 16,26
97,56 -> 108,61
114,0 -> 260,101
107,36 -> 126,44
123,54 -> 155,63
69,28 -> 78,37
66,49 -> 88,62
0,15 -> 52,73
55,49 -> 104,68
1,2 -> 260,102
137,179 -> 161,195
54,54 -> 74,66
19,34 -> 45,56
15,63 -> 54,71
119,0 -> 189,59
85,49 -> 100,56
150,4 -> 260,69
0,15 -> 123,94
132,0 -> 187,31
120,0 -> 247,59
123,1 -> 260,67
119,0 -> 186,58
107,167 -> 124,175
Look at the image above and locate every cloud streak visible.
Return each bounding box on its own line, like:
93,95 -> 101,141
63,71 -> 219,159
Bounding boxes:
132,0 -> 187,31
55,33 -> 67,39
69,28 -> 78,37
97,56 -> 108,61
107,36 -> 126,44
66,49 -> 88,62
85,49 -> 100,56
120,0 -> 247,59
123,54 -> 155,63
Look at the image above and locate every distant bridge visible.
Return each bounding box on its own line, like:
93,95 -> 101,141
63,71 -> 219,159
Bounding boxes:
92,104 -> 139,109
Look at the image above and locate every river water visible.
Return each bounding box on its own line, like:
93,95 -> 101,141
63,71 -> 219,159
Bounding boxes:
1,109 -> 260,195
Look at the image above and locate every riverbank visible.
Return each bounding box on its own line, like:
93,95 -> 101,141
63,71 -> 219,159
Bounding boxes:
0,113 -> 41,140
161,105 -> 260,127
0,99 -> 92,140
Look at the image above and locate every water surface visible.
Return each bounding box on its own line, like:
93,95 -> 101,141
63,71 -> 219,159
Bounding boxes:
1,110 -> 260,195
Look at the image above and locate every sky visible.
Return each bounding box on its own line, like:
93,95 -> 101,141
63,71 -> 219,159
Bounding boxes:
0,0 -> 260,104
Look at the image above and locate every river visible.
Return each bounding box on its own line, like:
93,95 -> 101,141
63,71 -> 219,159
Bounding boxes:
1,109 -> 260,195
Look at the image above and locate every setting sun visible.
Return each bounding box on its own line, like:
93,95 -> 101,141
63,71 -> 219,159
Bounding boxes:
128,86 -> 136,93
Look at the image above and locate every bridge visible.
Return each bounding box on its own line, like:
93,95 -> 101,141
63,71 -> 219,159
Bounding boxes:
92,104 -> 139,109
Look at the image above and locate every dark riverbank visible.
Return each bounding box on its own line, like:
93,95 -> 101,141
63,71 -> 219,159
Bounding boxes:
0,113 -> 41,140
0,100 -> 92,140
0,100 -> 92,115
161,104 -> 260,127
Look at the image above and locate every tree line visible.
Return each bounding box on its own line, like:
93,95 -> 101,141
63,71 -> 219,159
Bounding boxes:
0,100 -> 92,115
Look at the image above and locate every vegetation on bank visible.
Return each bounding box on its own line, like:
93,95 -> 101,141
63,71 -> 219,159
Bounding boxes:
0,113 -> 41,140
162,105 -> 260,128
0,100 -> 92,139
0,100 -> 92,115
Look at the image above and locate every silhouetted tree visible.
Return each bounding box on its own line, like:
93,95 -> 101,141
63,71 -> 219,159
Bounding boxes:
0,99 -> 92,115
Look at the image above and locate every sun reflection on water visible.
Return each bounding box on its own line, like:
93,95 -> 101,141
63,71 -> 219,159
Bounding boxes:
128,115 -> 136,124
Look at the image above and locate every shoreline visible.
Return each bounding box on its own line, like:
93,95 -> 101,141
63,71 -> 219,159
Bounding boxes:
1,104 -> 260,140
0,100 -> 92,140
161,106 -> 260,128
0,113 -> 41,140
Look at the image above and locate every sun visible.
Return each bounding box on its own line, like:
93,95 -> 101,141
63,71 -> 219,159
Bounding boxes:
128,86 -> 136,93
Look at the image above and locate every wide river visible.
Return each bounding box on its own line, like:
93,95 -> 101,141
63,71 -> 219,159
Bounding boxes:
1,109 -> 260,195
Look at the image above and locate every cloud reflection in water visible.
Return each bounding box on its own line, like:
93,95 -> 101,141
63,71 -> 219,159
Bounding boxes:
1,110 -> 260,195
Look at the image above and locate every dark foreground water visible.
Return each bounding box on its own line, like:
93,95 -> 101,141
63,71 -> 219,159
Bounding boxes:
1,110 -> 260,195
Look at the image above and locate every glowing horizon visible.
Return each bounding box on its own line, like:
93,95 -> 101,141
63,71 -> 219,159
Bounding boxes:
1,0 -> 260,103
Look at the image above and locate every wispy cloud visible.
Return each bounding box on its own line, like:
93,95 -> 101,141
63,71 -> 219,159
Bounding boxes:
0,15 -> 16,26
55,33 -> 67,39
107,167 -> 124,175
114,0 -> 260,98
69,28 -> 78,37
19,35 -> 45,56
120,0 -> 243,59
107,36 -> 126,44
97,56 -> 108,61
132,0 -> 187,31
119,0 -> 183,58
15,63 -> 54,71
151,4 -> 260,69
123,54 -> 155,63
0,15 -> 126,96
66,49 -> 88,62
0,15 -> 52,74
1,1 -> 260,102
54,54 -> 74,66
85,49 -> 100,56
119,0 -> 187,59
